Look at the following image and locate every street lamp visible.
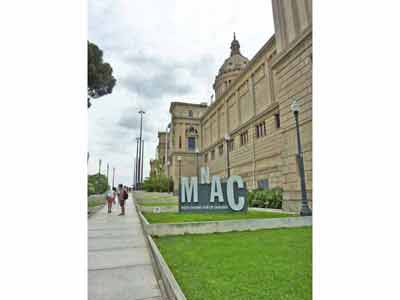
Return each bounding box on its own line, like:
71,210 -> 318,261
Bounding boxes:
195,148 -> 200,179
291,99 -> 312,216
224,133 -> 231,178
177,156 -> 182,193
166,160 -> 170,194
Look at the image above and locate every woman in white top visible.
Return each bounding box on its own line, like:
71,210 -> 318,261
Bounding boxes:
106,187 -> 116,214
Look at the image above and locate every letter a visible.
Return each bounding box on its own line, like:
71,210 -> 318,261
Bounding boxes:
209,176 -> 224,203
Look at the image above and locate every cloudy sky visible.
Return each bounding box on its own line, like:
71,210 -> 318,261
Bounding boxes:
88,0 -> 275,186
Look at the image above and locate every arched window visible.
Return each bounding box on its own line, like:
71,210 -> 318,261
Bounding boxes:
188,110 -> 193,118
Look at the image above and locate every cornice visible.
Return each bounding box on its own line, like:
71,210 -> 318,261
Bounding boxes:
271,26 -> 312,68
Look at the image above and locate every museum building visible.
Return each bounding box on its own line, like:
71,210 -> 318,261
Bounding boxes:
151,0 -> 312,212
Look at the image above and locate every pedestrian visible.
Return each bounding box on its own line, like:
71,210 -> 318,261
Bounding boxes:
106,187 -> 116,214
118,184 -> 128,216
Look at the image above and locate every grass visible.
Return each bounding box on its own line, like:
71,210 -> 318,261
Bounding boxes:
140,202 -> 178,207
142,210 -> 295,224
155,227 -> 312,300
134,192 -> 177,202
88,195 -> 105,208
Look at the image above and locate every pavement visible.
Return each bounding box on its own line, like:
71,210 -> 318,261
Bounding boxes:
88,195 -> 163,300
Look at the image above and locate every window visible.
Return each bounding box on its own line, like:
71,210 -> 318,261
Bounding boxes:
240,130 -> 249,145
179,136 -> 182,149
188,110 -> 193,118
218,144 -> 224,155
204,153 -> 208,163
274,113 -> 280,129
188,137 -> 196,151
211,150 -> 215,160
258,179 -> 269,190
255,121 -> 266,138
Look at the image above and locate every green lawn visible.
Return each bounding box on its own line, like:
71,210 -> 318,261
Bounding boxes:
140,202 -> 178,207
88,195 -> 105,208
134,192 -> 177,202
142,210 -> 295,224
155,227 -> 312,300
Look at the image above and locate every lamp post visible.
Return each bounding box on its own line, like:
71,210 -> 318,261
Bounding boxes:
291,99 -> 312,216
195,148 -> 200,179
97,159 -> 101,194
112,167 -> 115,189
138,110 -> 145,189
135,137 -> 140,190
165,123 -> 171,193
177,156 -> 182,194
224,133 -> 231,178
166,160 -> 170,194
106,163 -> 109,189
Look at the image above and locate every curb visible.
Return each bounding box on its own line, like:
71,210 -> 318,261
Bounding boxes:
139,213 -> 312,236
147,236 -> 187,300
133,195 -> 187,300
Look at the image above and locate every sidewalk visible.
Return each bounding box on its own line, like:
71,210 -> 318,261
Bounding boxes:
88,195 -> 162,300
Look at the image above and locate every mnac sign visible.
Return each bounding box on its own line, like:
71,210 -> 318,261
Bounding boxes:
179,175 -> 248,212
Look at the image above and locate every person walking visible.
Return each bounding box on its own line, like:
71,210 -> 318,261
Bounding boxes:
106,187 -> 116,214
118,184 -> 128,216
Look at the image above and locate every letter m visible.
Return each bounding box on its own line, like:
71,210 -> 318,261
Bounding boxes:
180,177 -> 198,203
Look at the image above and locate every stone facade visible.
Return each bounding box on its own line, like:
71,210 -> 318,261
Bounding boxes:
151,0 -> 312,212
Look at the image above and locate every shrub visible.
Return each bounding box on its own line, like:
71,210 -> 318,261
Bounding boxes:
143,174 -> 170,192
248,187 -> 283,209
251,199 -> 265,208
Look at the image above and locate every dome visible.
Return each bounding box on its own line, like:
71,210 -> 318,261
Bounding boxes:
217,33 -> 249,76
213,33 -> 249,98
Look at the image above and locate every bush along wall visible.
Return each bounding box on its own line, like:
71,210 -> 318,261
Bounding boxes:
248,187 -> 283,209
143,174 -> 172,192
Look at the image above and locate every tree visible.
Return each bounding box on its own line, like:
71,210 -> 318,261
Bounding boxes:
143,159 -> 172,192
88,173 -> 109,195
88,41 -> 116,108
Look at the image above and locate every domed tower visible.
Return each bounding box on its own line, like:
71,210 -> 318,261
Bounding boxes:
213,33 -> 249,99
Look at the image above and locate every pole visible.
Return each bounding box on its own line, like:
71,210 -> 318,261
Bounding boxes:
135,137 -> 140,189
112,167 -> 115,189
97,159 -> 101,194
196,151 -> 199,179
138,110 -> 145,188
141,139 -> 144,185
133,156 -> 137,189
106,163 -> 109,189
167,162 -> 170,194
294,111 -> 312,216
226,140 -> 230,178
166,125 -> 170,193
179,159 -> 182,185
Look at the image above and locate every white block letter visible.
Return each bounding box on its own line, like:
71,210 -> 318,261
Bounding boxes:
227,176 -> 245,211
200,166 -> 210,184
209,176 -> 224,203
180,177 -> 198,203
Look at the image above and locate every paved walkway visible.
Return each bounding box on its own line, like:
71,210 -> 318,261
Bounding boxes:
88,195 -> 162,300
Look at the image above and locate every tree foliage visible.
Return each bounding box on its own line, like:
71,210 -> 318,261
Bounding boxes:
88,173 -> 109,195
88,41 -> 116,108
143,159 -> 173,192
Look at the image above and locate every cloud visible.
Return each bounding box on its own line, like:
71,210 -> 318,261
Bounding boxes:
118,51 -> 214,100
88,0 -> 275,185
